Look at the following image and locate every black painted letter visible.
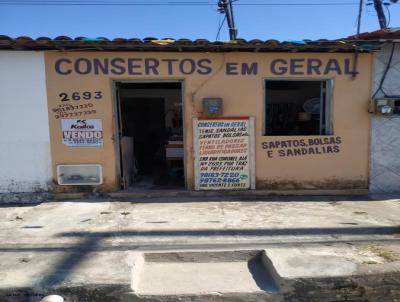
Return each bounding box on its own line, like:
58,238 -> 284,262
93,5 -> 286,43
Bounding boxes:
55,58 -> 72,75
270,59 -> 287,75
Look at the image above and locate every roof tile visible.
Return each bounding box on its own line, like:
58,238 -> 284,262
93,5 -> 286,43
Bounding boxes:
0,35 -> 381,52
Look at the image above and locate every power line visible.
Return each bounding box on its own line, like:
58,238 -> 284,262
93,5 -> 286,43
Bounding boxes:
218,0 -> 237,40
366,0 -> 399,29
216,15 -> 226,40
385,4 -> 391,26
0,0 -> 363,1
372,0 -> 388,29
0,1 -> 362,6
372,43 -> 397,98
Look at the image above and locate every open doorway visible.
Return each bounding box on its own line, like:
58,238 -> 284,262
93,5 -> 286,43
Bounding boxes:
115,82 -> 184,190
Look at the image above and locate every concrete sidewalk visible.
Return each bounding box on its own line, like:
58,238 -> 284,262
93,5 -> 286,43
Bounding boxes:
0,195 -> 399,301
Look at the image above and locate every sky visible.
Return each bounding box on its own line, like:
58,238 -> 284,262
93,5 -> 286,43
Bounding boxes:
0,0 -> 399,41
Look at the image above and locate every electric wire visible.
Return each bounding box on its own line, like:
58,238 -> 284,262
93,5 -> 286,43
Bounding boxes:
385,4 -> 391,26
216,15 -> 226,40
0,1 -> 362,6
372,43 -> 397,99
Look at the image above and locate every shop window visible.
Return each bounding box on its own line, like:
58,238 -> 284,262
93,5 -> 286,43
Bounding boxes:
264,80 -> 332,136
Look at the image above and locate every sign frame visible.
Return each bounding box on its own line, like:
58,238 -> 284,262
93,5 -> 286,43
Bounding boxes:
61,118 -> 104,148
193,117 -> 255,191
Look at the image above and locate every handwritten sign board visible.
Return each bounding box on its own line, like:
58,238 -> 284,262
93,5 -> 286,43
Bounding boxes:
61,119 -> 103,147
193,117 -> 255,190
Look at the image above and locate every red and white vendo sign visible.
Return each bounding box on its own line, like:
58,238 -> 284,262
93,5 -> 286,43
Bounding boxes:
61,119 -> 103,147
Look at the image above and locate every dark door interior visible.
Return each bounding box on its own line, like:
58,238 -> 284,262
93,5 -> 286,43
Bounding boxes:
122,98 -> 166,175
116,82 -> 184,190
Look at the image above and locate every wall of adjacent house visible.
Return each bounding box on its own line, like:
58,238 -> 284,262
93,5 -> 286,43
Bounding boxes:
0,51 -> 52,193
370,43 -> 400,193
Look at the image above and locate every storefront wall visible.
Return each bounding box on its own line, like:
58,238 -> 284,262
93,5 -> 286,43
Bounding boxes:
0,51 -> 52,193
44,51 -> 372,192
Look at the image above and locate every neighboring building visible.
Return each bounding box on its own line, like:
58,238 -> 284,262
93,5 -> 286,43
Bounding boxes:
0,51 -> 52,193
0,36 -> 378,194
351,29 -> 400,193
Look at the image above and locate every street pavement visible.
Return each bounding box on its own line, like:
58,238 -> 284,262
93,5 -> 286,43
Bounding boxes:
0,195 -> 399,301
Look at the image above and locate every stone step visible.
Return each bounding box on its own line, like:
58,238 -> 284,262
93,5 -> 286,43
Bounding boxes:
128,250 -> 283,301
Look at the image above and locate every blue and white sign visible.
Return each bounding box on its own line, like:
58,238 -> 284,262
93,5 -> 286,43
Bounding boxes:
193,118 -> 255,190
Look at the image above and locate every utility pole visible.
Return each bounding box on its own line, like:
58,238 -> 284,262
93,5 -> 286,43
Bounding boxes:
372,0 -> 387,29
356,0 -> 364,37
218,0 -> 238,40
351,0 -> 364,79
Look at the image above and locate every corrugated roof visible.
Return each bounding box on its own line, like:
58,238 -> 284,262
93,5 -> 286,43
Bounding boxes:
0,35 -> 380,52
347,28 -> 400,40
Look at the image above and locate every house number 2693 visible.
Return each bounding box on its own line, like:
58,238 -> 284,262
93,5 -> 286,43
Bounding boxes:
59,91 -> 103,102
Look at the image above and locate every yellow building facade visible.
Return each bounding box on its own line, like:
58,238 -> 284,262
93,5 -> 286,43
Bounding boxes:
44,50 -> 372,192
